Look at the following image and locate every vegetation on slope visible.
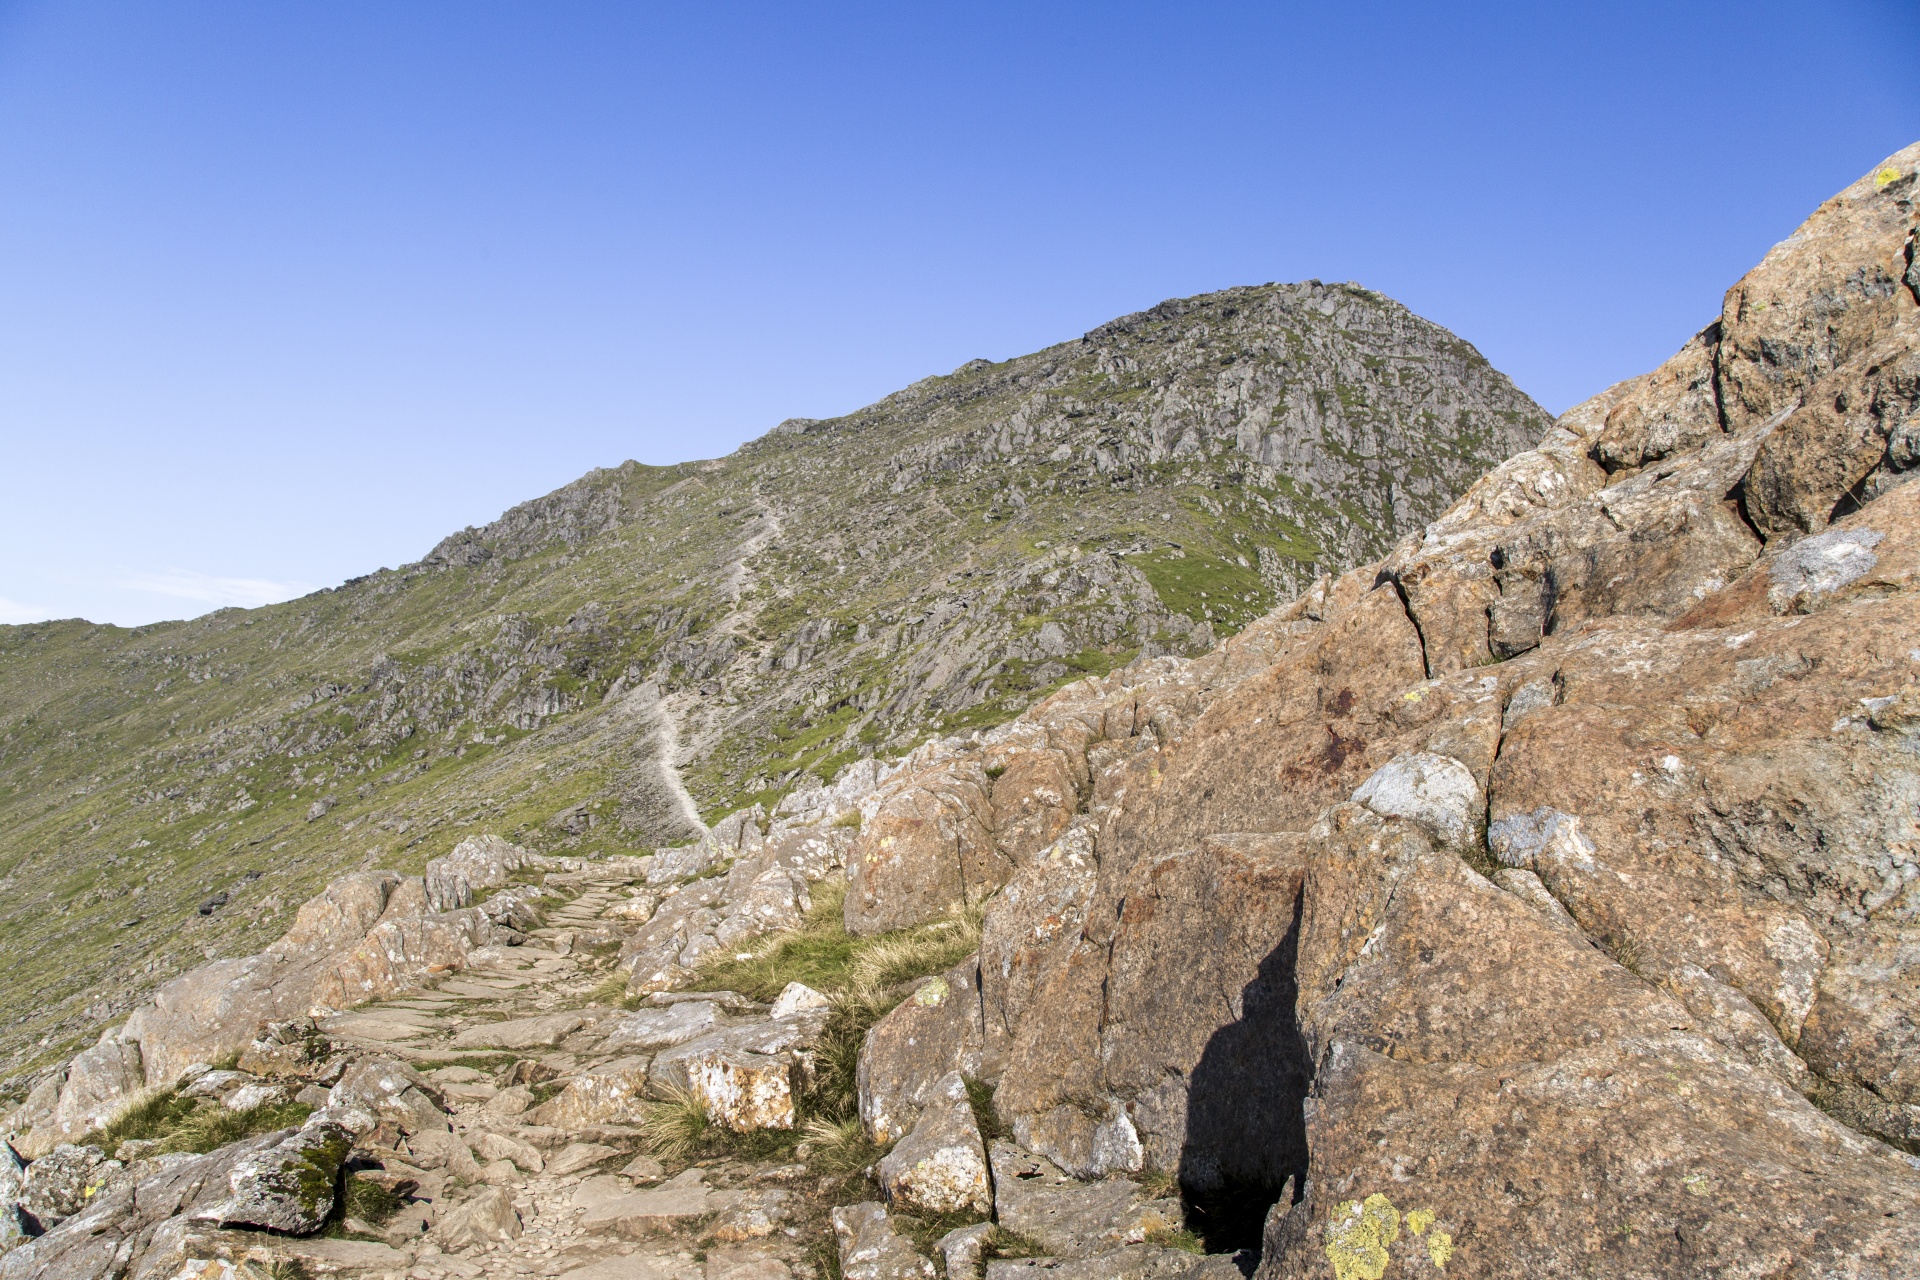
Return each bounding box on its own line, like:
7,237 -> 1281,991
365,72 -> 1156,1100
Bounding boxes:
0,280 -> 1548,1091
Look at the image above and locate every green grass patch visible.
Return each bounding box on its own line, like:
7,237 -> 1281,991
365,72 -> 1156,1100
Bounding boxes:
1127,547 -> 1269,633
694,879 -> 981,1123
323,1170 -> 405,1239
85,1088 -> 313,1157
965,1078 -> 1006,1143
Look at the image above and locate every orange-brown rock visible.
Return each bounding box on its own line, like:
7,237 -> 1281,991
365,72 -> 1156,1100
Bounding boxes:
1256,803 -> 1920,1278
845,758 -> 1002,934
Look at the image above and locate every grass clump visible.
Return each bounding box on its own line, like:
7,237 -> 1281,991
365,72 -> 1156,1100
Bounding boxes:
586,972 -> 639,1008
322,1171 -> 404,1239
85,1088 -> 313,1157
797,1115 -> 885,1174
637,1085 -> 714,1163
637,1084 -> 804,1167
698,879 -> 980,1009
696,878 -> 982,1126
1145,1223 -> 1207,1254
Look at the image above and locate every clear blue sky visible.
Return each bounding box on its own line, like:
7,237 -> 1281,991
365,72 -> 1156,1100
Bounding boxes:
2,2 -> 1915,626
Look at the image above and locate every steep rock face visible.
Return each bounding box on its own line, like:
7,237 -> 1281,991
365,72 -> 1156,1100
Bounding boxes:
839,143 -> 1920,1273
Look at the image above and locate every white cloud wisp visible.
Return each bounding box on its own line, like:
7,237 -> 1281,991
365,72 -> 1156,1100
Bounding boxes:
115,569 -> 316,611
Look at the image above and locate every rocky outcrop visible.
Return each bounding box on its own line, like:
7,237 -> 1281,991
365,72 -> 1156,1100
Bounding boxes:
423,833 -> 537,911
839,142 -> 1920,1274
119,859 -> 534,1089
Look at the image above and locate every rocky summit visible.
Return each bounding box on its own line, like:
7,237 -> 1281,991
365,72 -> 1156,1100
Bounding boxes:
2,143 -> 1918,1280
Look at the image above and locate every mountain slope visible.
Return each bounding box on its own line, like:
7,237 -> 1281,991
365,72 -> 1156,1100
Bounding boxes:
0,279 -> 1548,1084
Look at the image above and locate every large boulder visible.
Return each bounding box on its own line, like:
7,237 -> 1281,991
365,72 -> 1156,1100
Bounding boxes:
213,1113 -> 354,1234
876,1072 -> 990,1215
857,960 -> 985,1144
326,1056 -> 447,1146
688,1048 -> 798,1132
15,1144 -> 121,1234
846,760 -> 1002,935
15,1030 -> 145,1158
430,1184 -> 522,1251
649,1016 -> 825,1100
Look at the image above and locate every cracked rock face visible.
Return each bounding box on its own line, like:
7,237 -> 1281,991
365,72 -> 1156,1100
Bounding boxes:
214,1115 -> 353,1234
876,1073 -> 991,1215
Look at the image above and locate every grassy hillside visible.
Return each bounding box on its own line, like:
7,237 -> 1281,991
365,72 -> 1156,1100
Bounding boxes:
0,279 -> 1550,1091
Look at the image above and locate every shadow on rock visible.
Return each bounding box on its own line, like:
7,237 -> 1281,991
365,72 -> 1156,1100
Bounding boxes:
1178,896 -> 1310,1254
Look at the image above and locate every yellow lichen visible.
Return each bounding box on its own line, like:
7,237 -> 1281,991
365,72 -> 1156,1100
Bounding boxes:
1406,1207 -> 1434,1236
1875,166 -> 1903,189
1325,1193 -> 1400,1280
1427,1229 -> 1454,1270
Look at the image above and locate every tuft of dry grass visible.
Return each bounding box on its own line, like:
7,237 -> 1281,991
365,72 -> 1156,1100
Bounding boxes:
639,1084 -> 713,1163
689,877 -> 984,1129
797,1115 -> 885,1174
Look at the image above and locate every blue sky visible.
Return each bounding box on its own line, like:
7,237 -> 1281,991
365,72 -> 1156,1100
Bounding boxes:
2,2 -> 1915,627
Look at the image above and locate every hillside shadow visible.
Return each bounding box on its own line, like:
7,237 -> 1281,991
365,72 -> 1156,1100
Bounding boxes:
1178,893 -> 1311,1254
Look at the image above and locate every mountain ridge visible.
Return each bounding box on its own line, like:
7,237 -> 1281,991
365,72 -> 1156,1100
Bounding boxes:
0,276 -> 1546,1088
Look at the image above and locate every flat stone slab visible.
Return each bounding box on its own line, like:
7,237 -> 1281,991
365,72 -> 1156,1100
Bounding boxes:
603,1002 -> 721,1052
576,1169 -> 738,1235
453,1013 -> 586,1049
440,979 -> 528,998
557,1257 -> 704,1280
988,1143 -> 1181,1257
319,1016 -> 432,1043
209,1231 -> 411,1275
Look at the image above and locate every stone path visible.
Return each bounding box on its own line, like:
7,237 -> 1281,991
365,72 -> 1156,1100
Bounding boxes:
289,866 -> 827,1280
